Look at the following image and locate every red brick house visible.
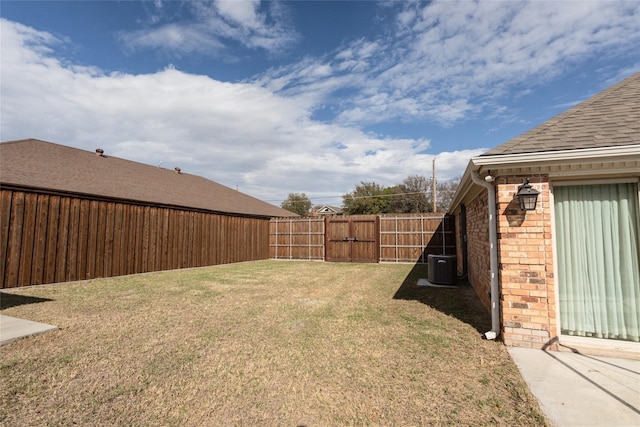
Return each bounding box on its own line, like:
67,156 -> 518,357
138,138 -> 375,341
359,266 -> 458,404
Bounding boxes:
449,73 -> 640,356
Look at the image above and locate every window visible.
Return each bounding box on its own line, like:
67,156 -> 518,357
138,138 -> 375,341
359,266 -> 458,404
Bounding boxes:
554,182 -> 640,342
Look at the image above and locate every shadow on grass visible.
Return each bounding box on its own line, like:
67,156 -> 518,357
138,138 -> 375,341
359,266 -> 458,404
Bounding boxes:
393,263 -> 491,335
0,292 -> 54,310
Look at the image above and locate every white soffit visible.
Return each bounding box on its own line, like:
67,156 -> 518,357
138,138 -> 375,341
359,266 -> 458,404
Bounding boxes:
449,144 -> 640,213
472,145 -> 640,170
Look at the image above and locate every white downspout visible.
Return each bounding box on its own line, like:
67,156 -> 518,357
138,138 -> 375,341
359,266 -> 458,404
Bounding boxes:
470,171 -> 500,340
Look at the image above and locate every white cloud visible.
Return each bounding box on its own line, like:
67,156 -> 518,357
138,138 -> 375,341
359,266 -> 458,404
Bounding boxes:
255,0 -> 640,127
3,0 -> 639,206
119,0 -> 299,56
214,0 -> 262,28
121,23 -> 225,55
2,18 -> 476,207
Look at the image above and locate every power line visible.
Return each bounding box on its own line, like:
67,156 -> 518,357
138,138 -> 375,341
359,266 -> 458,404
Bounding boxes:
272,191 -> 429,204
348,191 -> 427,200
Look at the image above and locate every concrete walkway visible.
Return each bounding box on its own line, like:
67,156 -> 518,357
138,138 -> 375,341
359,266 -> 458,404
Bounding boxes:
0,314 -> 58,345
509,347 -> 640,427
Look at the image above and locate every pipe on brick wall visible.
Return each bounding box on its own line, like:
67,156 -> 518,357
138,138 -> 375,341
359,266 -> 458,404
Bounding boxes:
470,170 -> 500,340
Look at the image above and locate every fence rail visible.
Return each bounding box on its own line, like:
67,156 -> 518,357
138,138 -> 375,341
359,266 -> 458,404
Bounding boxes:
269,214 -> 455,263
270,217 -> 325,260
379,214 -> 454,263
1,188 -> 270,288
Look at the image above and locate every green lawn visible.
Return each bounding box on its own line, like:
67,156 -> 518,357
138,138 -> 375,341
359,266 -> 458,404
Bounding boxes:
0,260 -> 546,426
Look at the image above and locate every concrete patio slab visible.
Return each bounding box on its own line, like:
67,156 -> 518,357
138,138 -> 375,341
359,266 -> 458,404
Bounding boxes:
0,314 -> 58,345
416,278 -> 458,288
509,347 -> 640,427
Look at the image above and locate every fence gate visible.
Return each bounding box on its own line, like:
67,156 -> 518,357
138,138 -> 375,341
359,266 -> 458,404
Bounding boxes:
325,217 -> 379,263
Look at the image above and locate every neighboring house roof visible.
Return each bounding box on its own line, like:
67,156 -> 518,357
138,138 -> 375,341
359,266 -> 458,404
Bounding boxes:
0,139 -> 297,218
483,72 -> 640,156
312,205 -> 344,215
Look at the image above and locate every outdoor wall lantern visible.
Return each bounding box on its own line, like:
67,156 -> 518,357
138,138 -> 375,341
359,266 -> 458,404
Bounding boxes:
516,178 -> 540,211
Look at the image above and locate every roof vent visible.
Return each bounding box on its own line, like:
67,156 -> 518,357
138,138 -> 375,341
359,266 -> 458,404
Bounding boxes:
174,167 -> 181,174
95,148 -> 104,157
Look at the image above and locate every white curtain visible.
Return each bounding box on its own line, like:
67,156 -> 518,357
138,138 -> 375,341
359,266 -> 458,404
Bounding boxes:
555,183 -> 640,342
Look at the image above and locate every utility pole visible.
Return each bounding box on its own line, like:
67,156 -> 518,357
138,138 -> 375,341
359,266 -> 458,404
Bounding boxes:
432,158 -> 437,213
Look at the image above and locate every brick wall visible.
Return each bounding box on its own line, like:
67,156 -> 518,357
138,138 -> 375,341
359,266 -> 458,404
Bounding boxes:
496,176 -> 557,349
460,176 -> 557,348
465,189 -> 492,311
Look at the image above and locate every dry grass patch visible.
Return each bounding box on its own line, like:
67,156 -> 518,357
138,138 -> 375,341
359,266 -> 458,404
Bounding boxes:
0,261 -> 546,426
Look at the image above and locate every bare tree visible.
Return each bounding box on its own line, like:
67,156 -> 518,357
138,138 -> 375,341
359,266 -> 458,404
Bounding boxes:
388,175 -> 431,213
339,175 -> 459,215
436,177 -> 461,212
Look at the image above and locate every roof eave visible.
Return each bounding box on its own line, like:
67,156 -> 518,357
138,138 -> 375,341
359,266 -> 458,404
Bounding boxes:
0,182 -> 289,219
448,144 -> 640,213
448,160 -> 479,214
473,144 -> 640,168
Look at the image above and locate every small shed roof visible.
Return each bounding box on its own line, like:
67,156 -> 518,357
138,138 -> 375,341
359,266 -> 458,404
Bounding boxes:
0,139 -> 297,218
483,72 -> 640,156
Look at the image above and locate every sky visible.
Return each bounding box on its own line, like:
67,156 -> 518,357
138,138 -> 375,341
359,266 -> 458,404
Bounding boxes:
2,1 -> 639,207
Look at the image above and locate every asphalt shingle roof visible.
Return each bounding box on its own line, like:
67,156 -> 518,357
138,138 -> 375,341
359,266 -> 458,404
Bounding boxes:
482,72 -> 640,156
0,139 -> 296,218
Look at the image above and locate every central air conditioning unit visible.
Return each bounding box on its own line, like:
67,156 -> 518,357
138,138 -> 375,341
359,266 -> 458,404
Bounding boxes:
427,254 -> 457,285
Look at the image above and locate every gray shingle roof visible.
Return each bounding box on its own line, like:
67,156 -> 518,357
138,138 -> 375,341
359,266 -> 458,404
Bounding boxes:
482,72 -> 640,156
0,139 -> 297,218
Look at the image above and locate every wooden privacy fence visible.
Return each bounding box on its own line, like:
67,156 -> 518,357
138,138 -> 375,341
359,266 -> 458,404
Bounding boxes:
270,217 -> 325,261
270,214 -> 455,263
0,188 -> 270,288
